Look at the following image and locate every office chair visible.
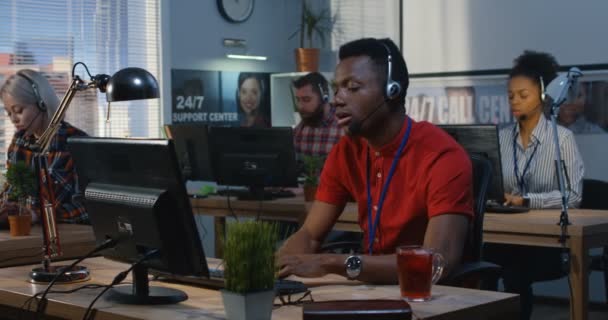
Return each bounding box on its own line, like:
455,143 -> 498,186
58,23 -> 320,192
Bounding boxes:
321,153 -> 501,289
580,178 -> 608,303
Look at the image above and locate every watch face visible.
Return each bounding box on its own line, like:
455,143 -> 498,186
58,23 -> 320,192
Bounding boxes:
345,256 -> 362,279
218,0 -> 254,23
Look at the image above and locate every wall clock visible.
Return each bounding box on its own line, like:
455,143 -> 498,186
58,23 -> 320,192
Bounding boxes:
217,0 -> 254,23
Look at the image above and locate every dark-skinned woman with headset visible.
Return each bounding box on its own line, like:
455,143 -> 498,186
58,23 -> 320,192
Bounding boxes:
484,51 -> 585,320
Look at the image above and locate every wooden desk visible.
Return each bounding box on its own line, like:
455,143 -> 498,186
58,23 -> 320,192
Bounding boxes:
0,224 -> 96,268
193,197 -> 608,320
484,209 -> 608,320
0,257 -> 519,320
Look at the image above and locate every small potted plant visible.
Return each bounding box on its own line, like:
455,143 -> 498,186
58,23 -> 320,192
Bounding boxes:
221,220 -> 278,320
290,0 -> 336,71
4,161 -> 36,236
302,155 -> 323,202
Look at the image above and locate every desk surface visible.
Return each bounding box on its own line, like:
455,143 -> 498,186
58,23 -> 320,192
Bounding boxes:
0,257 -> 519,320
0,224 -> 96,268
193,196 -> 608,236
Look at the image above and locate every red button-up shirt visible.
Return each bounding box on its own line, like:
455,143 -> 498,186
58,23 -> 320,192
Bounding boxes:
316,116 -> 473,254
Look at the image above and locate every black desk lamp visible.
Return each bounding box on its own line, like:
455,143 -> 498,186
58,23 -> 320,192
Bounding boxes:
29,63 -> 159,283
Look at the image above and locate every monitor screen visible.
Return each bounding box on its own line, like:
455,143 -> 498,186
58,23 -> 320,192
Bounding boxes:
207,127 -> 298,199
68,137 -> 207,304
437,124 -> 504,202
164,124 -> 214,181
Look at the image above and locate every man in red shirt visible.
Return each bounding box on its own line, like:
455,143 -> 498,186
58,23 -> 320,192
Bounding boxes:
277,38 -> 473,284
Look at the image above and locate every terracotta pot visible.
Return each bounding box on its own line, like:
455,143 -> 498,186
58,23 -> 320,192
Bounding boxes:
294,48 -> 320,72
8,214 -> 32,237
303,185 -> 318,202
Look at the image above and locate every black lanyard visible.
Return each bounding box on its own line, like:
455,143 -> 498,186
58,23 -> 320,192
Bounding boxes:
366,117 -> 412,254
512,125 -> 539,194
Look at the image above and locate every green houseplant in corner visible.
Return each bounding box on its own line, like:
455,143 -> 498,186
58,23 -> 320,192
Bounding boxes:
4,161 -> 36,236
302,155 -> 324,202
221,220 -> 278,320
290,0 -> 335,71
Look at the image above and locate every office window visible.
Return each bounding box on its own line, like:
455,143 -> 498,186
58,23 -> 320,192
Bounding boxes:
330,0 -> 401,50
0,0 -> 161,169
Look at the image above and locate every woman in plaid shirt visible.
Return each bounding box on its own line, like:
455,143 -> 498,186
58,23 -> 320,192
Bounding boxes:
0,69 -> 88,225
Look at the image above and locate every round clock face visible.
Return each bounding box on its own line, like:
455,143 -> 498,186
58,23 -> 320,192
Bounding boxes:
218,0 -> 254,23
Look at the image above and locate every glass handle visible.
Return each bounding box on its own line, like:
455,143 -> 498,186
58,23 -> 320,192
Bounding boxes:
431,252 -> 445,285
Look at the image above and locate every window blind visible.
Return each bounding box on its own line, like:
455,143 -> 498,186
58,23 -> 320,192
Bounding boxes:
330,0 -> 401,50
0,0 -> 161,169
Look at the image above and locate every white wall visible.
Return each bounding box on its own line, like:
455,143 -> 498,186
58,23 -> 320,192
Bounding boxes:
403,0 -> 608,73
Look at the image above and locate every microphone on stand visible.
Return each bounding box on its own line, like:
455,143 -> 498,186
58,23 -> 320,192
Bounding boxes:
544,66 -> 583,274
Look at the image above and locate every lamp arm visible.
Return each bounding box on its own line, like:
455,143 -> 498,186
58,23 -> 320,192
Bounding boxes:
36,76 -> 90,153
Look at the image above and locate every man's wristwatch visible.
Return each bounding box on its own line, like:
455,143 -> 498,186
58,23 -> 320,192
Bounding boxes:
345,255 -> 362,280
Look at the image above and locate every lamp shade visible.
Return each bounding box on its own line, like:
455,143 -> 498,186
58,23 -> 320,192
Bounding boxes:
105,67 -> 159,102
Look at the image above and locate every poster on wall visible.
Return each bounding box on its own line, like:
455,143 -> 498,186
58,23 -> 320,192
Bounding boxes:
220,71 -> 272,127
171,69 -> 271,127
405,75 -> 608,135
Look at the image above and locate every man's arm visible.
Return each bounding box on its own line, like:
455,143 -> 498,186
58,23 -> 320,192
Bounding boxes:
422,213 -> 469,278
277,200 -> 345,256
278,213 -> 469,284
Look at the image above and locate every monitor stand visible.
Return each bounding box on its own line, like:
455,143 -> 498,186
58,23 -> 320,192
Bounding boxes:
108,264 -> 188,305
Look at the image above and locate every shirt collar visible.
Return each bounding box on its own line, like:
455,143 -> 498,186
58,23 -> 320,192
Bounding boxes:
369,116 -> 412,157
515,115 -> 549,146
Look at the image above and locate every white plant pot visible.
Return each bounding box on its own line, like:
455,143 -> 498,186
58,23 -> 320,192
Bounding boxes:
221,289 -> 275,320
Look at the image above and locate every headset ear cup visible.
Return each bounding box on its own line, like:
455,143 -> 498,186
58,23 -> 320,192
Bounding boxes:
386,81 -> 401,100
317,83 -> 329,103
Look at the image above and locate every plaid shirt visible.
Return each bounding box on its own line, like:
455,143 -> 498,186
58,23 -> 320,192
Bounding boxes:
293,107 -> 343,160
3,121 -> 88,223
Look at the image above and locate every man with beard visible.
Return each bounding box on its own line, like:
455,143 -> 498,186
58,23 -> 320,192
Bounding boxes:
292,72 -> 342,164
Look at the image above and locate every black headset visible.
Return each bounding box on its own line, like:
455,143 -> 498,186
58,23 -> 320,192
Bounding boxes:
379,41 -> 402,100
317,83 -> 329,103
16,71 -> 47,112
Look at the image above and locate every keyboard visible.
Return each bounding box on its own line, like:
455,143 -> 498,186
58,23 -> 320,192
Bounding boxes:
486,201 -> 530,214
152,268 -> 308,295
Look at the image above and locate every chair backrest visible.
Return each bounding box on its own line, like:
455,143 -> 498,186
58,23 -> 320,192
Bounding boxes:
581,179 -> 608,210
468,153 -> 493,262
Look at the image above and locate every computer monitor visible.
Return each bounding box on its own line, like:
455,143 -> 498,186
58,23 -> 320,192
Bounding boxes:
437,124 -> 504,202
68,137 -> 207,305
207,126 -> 298,200
164,124 -> 214,181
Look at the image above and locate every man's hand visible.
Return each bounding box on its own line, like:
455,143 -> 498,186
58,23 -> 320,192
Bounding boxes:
504,193 -> 524,206
277,254 -> 332,278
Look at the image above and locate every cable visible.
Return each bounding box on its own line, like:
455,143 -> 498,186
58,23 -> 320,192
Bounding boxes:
19,284 -> 109,320
81,249 -> 159,320
224,186 -> 239,221
34,238 -> 118,316
71,62 -> 93,79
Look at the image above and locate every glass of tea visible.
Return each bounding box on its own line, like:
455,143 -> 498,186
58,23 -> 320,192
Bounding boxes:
396,245 -> 445,302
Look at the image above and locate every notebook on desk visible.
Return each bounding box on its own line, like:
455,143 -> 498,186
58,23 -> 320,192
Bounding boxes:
437,125 -> 529,214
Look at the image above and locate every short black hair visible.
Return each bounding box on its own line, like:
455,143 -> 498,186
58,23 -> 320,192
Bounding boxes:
338,38 -> 409,107
509,50 -> 559,89
293,72 -> 329,99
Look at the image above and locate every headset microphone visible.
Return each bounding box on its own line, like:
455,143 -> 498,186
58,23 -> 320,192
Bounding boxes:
348,99 -> 387,135
22,109 -> 42,134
